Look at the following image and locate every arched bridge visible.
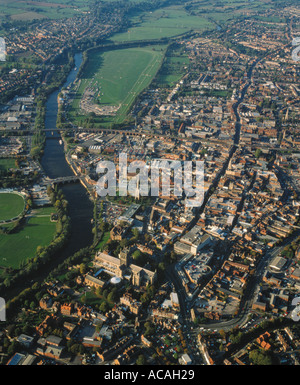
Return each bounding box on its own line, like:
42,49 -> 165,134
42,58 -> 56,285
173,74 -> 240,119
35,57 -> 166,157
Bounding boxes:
41,175 -> 84,186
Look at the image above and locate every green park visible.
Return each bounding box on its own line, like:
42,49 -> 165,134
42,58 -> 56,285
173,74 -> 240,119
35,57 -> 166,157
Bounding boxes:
0,204 -> 57,271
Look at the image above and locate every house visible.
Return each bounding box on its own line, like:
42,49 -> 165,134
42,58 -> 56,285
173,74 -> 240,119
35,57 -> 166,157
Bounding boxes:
110,224 -> 129,241
6,353 -> 36,366
114,345 -> 139,365
38,345 -> 64,360
141,335 -> 152,348
46,335 -> 63,347
120,293 -> 142,315
291,268 -> 300,281
39,296 -> 53,310
180,353 -> 192,365
84,274 -> 106,290
17,334 -> 34,348
60,303 -> 73,316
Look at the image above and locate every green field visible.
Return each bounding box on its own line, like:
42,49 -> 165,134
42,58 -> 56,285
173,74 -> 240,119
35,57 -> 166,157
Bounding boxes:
110,0 -> 280,43
0,0 -> 89,21
0,192 -> 25,222
156,50 -> 190,87
70,45 -> 166,126
0,158 -> 16,172
95,231 -> 110,251
111,6 -> 214,42
0,206 -> 56,269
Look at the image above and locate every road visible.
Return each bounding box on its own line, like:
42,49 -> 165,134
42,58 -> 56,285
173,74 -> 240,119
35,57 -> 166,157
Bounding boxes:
165,49 -> 299,341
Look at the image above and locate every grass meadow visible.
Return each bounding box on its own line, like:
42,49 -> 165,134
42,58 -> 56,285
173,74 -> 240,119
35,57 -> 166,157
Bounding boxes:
0,0 -> 89,22
111,5 -> 214,42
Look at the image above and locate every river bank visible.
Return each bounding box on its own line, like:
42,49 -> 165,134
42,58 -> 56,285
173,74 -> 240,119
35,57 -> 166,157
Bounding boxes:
40,52 -> 94,261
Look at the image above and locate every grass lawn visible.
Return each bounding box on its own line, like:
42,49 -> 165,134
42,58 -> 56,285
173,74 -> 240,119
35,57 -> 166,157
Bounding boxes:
156,51 -> 190,87
0,158 -> 16,172
0,206 -> 56,269
95,231 -> 110,251
80,290 -> 114,309
69,45 -> 166,126
0,192 -> 25,222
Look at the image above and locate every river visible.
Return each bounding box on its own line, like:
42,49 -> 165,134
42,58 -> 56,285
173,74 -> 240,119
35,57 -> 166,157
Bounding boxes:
40,52 -> 94,261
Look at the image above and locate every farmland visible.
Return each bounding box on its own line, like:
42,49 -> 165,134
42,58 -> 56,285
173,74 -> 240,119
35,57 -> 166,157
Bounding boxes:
111,5 -> 214,42
69,45 -> 167,127
0,0 -> 89,21
110,0 -> 277,43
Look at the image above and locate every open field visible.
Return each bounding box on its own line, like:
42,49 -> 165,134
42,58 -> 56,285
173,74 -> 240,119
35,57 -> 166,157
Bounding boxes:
0,0 -> 89,21
110,0 -> 280,43
0,192 -> 25,222
69,45 -> 166,126
0,206 -> 56,269
112,6 -> 214,42
155,48 -> 190,87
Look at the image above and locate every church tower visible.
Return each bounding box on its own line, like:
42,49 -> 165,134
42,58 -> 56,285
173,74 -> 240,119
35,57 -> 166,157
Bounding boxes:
119,247 -> 130,267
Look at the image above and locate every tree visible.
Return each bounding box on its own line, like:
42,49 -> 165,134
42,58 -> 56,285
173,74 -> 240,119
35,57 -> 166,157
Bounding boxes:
136,355 -> 146,365
249,349 -> 273,365
132,250 -> 142,260
255,148 -> 262,159
69,343 -> 82,355
144,321 -> 155,337
79,263 -> 87,275
219,329 -> 226,339
95,286 -> 103,297
107,289 -> 117,303
7,340 -> 20,356
100,301 -> 108,313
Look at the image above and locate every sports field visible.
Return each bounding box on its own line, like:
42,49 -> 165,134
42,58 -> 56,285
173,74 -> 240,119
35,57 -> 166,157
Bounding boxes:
70,45 -> 166,126
0,192 -> 25,222
0,206 -> 56,269
0,158 -> 16,172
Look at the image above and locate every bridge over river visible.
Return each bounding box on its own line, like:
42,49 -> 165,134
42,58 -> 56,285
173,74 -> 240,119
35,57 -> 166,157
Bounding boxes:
41,175 -> 85,186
